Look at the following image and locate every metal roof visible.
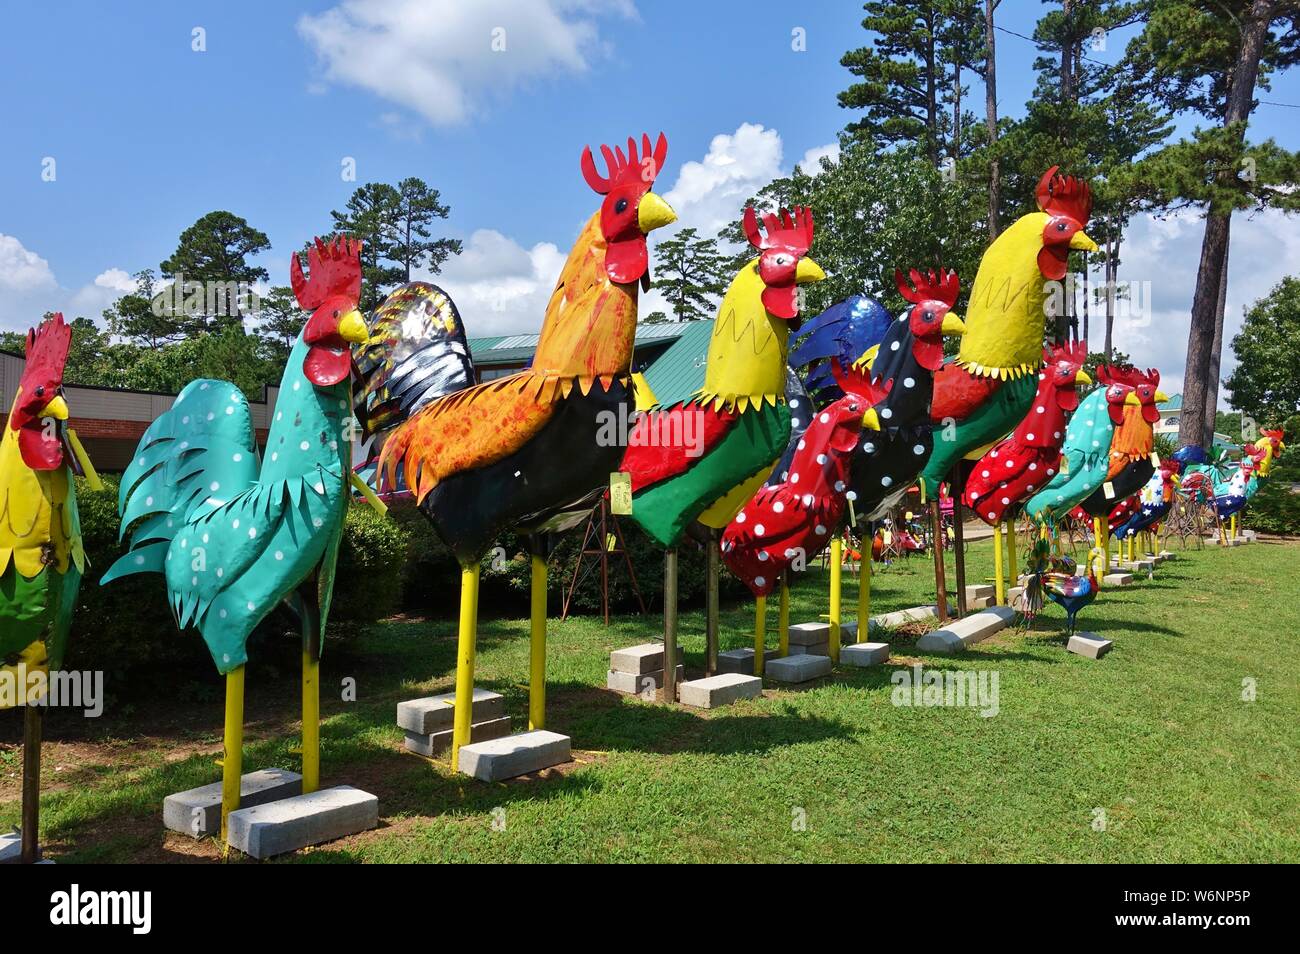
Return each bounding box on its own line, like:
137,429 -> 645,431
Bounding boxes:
640,320 -> 714,407
466,321 -> 698,369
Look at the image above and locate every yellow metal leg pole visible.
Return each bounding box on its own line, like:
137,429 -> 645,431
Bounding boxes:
302,644 -> 319,795
451,564 -> 480,774
993,522 -> 1005,606
777,571 -> 790,659
754,595 -> 767,676
1007,522 -> 1018,594
858,546 -> 872,640
829,536 -> 842,663
528,554 -> 547,731
1231,514 -> 1238,541
220,665 -> 245,845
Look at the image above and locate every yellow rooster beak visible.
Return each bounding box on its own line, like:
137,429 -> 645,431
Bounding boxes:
1124,392 -> 1141,406
1070,231 -> 1099,253
796,257 -> 826,284
39,395 -> 69,421
862,407 -> 881,431
941,312 -> 965,336
1154,390 -> 1170,403
338,309 -> 368,345
638,192 -> 677,234
1075,370 -> 1092,387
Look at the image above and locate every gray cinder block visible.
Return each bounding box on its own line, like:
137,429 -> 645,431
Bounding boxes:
1067,632 -> 1114,659
457,730 -> 572,781
0,831 -> 19,864
678,674 -> 763,709
915,606 -> 1015,655
840,642 -> 890,667
403,716 -> 512,758
787,622 -> 834,646
965,584 -> 995,602
716,648 -> 777,674
787,641 -> 829,656
164,767 -> 303,839
607,665 -> 684,695
1103,572 -> 1133,586
226,786 -> 378,859
397,689 -> 504,735
610,643 -> 684,675
766,654 -> 833,683
870,605 -> 937,630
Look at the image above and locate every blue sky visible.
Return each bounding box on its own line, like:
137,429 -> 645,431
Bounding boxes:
3,0 -> 1299,392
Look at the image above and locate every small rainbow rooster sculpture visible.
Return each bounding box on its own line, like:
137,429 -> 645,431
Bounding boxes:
1,313 -> 99,863
1018,535 -> 1102,641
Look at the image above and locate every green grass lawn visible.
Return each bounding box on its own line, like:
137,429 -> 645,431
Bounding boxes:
3,536 -> 1298,863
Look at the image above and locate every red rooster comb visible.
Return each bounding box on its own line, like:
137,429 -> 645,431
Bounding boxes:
24,312 -> 72,378
831,359 -> 893,407
581,133 -> 668,194
291,236 -> 363,311
1106,364 -> 1160,390
743,206 -> 814,252
1261,428 -> 1284,442
1036,166 -> 1093,225
896,267 -> 960,307
1043,338 -> 1089,365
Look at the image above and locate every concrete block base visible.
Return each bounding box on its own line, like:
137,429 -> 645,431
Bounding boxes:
226,785 -> 378,859
610,642 -> 683,675
403,716 -> 512,758
766,654 -> 833,683
840,642 -> 890,667
397,689 -> 504,735
787,640 -> 829,656
457,730 -> 572,781
164,767 -> 303,839
717,648 -> 777,674
965,584 -> 995,603
1103,572 -> 1134,586
915,606 -> 1015,655
1067,632 -> 1114,659
0,831 -> 19,864
608,665 -> 684,695
787,621 -> 838,647
1008,585 -> 1025,605
966,595 -> 995,610
679,673 -> 763,709
870,605 -> 938,631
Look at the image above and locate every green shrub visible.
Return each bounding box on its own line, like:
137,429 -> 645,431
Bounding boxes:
330,502 -> 412,622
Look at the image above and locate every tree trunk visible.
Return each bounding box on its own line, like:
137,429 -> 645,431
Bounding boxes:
1178,0 -> 1274,450
926,15 -> 940,167
1060,0 -> 1075,104
1204,226 -> 1231,439
984,0 -> 1000,239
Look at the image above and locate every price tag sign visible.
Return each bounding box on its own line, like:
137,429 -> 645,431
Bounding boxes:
1059,456 -> 1069,473
1150,452 -> 1160,466
609,471 -> 633,515
1103,481 -> 1116,500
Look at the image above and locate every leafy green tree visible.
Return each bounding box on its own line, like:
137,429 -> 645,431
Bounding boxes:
652,228 -> 729,322
1123,0 -> 1300,449
327,178 -> 462,312
255,285 -> 308,361
159,211 -> 270,331
102,269 -> 187,348
1225,276 -> 1300,426
838,1 -> 986,165
391,177 -> 462,282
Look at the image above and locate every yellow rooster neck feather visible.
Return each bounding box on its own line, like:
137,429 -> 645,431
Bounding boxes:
958,212 -> 1051,379
697,260 -> 790,411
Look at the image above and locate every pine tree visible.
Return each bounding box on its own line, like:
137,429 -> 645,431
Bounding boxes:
651,228 -> 729,322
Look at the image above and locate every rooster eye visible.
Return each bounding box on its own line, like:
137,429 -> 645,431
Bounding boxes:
35,386 -> 45,397
923,310 -> 935,322
333,310 -> 340,318
1057,222 -> 1068,232
615,198 -> 628,214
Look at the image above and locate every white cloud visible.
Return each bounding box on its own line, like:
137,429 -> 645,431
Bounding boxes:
417,228 -> 566,336
662,123 -> 785,239
298,0 -> 635,126
1104,206 -> 1300,401
93,267 -> 137,293
0,234 -> 57,293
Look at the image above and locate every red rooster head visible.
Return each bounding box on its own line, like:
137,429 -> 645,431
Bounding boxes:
1105,365 -> 1166,424
1041,339 -> 1091,412
828,360 -> 894,449
1036,166 -> 1097,280
1095,365 -> 1138,425
9,312 -> 73,471
291,236 -> 368,387
581,133 -> 676,285
895,267 -> 965,371
743,206 -> 823,321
